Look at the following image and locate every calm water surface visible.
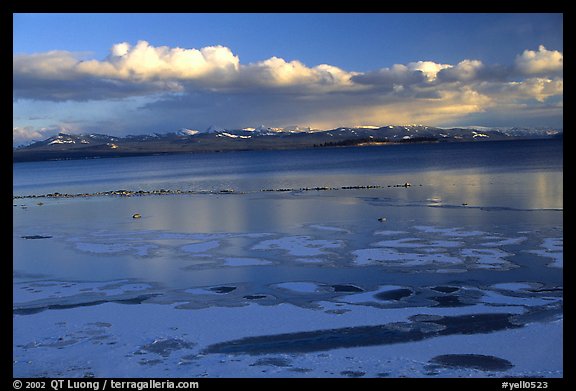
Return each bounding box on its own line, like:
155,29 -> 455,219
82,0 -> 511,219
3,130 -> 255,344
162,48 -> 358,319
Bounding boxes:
13,139 -> 563,209
13,139 -> 562,286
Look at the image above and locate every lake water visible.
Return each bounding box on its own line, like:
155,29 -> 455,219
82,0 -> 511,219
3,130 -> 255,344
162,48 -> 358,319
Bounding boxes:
13,139 -> 563,378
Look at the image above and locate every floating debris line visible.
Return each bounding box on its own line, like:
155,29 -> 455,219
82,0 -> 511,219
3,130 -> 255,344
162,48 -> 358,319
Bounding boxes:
13,183 -> 418,200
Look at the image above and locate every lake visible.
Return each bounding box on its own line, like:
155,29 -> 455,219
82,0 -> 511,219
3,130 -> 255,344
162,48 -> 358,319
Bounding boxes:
13,139 -> 563,378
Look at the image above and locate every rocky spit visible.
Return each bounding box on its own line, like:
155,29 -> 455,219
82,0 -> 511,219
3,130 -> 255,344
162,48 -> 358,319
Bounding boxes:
13,184 -> 418,200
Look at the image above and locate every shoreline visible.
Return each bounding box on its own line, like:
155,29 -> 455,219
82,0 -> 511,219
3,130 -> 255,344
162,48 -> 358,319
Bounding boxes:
13,137 -> 561,163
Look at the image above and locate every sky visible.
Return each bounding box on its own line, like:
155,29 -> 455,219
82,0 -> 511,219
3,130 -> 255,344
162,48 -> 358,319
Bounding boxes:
13,13 -> 563,145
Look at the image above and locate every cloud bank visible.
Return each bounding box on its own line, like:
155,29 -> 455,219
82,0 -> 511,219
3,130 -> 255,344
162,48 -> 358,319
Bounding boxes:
13,41 -> 563,143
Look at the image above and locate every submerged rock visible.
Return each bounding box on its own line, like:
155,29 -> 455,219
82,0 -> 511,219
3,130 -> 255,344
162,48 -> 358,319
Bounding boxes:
21,235 -> 52,240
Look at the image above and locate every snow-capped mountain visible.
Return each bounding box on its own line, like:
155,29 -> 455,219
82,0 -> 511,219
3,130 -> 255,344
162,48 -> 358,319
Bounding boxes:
32,133 -> 119,147
177,128 -> 201,136
13,125 -> 562,162
204,125 -> 226,134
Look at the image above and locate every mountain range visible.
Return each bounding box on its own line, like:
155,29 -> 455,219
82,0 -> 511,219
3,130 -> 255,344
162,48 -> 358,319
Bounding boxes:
13,125 -> 562,162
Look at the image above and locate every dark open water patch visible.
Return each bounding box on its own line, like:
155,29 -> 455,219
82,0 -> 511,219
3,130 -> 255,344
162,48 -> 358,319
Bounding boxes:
202,313 -> 521,355
340,370 -> 365,377
210,286 -> 237,294
13,294 -> 160,315
431,286 -> 460,294
431,295 -> 470,307
244,295 -> 268,300
249,357 -> 293,367
331,284 -> 364,293
374,288 -> 413,301
429,354 -> 514,371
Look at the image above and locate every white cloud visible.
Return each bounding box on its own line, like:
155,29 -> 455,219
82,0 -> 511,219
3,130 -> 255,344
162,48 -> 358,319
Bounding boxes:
407,61 -> 452,81
13,50 -> 81,80
514,77 -> 563,102
111,42 -> 130,57
13,126 -> 61,145
515,45 -> 563,75
79,40 -> 240,82
438,59 -> 484,82
239,57 -> 357,91
12,42 -> 563,135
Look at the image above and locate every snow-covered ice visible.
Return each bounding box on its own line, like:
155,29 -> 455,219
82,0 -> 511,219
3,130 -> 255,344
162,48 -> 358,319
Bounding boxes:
14,201 -> 563,378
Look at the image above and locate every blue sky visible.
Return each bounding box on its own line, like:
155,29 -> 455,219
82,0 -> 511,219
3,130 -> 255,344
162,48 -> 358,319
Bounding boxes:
13,13 -> 563,144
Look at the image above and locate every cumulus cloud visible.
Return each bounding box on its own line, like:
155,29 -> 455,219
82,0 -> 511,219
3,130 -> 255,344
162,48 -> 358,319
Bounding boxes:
237,57 -> 357,92
407,61 -> 452,81
351,64 -> 425,89
12,41 -> 563,140
515,45 -> 563,75
13,41 -> 358,100
511,77 -> 564,102
437,59 -> 484,82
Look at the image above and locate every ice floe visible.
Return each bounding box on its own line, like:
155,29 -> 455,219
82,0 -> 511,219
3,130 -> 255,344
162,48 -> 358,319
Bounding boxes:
414,226 -> 486,237
352,248 -> 463,267
222,257 -> 273,267
527,237 -> 563,268
252,236 -> 344,257
73,242 -> 157,256
373,237 -> 463,248
461,248 -> 516,270
274,282 -> 322,294
307,224 -> 351,233
480,236 -> 528,246
181,241 -> 220,253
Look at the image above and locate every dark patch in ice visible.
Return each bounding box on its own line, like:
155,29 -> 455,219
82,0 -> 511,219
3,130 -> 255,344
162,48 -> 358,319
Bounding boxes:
429,354 -> 514,372
289,368 -> 313,373
244,295 -> 267,300
325,309 -> 350,315
180,354 -> 200,362
374,288 -> 413,301
13,293 -> 160,315
139,359 -> 163,366
209,286 -> 237,294
332,284 -> 364,293
340,370 -> 365,377
202,313 -> 521,355
92,322 -> 112,328
408,314 -> 443,322
431,286 -> 460,294
249,357 -> 292,367
21,235 -> 52,240
510,302 -> 563,325
377,372 -> 390,377
528,287 -> 563,293
137,338 -> 196,358
431,295 -> 470,307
